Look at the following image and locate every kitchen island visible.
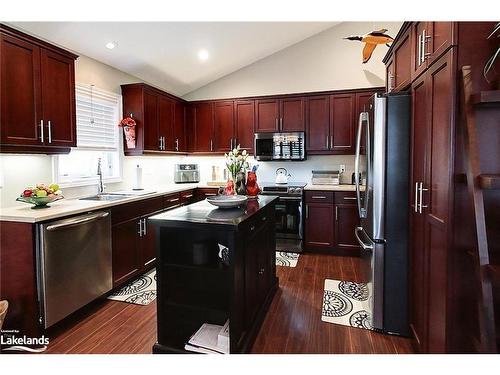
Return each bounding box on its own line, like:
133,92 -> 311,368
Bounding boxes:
149,195 -> 279,354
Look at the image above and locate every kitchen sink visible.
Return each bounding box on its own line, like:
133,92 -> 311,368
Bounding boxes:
79,194 -> 132,201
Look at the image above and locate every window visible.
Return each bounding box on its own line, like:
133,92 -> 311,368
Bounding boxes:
54,83 -> 122,186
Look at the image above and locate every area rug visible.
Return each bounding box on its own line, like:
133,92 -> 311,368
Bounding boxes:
108,269 -> 157,305
276,252 -> 300,267
321,279 -> 373,331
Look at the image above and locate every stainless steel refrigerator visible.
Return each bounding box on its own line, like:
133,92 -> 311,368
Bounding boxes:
354,92 -> 410,336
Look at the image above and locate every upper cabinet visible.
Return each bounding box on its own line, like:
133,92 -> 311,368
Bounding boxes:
330,93 -> 355,153
121,83 -> 187,155
256,97 -> 305,133
234,100 -> 255,152
0,24 -> 77,154
214,100 -> 235,152
191,102 -> 214,152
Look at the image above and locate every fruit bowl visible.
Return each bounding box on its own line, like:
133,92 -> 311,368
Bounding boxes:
206,194 -> 248,209
16,195 -> 64,209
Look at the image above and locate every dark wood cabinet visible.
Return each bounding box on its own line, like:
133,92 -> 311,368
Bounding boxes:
255,99 -> 279,132
0,24 -> 77,154
192,102 -> 214,152
392,29 -> 411,92
235,100 -> 255,152
280,97 -> 305,131
214,101 -> 235,152
112,218 -> 141,286
306,95 -> 330,152
121,83 -> 187,155
305,191 -> 359,253
330,93 -> 355,153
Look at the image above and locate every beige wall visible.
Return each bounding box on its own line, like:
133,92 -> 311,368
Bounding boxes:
183,22 -> 402,101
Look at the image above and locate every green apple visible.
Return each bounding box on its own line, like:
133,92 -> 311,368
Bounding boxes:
49,183 -> 59,191
36,190 -> 48,197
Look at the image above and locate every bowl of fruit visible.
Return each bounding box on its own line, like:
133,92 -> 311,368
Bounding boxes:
16,183 -> 64,209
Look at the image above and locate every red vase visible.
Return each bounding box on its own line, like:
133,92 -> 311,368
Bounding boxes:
246,172 -> 260,197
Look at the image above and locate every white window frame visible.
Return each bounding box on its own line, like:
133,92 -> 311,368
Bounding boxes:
52,83 -> 123,188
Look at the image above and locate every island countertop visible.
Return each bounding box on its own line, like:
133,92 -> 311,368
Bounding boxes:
149,195 -> 279,229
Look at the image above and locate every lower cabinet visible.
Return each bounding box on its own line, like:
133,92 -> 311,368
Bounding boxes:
304,190 -> 360,253
112,218 -> 141,286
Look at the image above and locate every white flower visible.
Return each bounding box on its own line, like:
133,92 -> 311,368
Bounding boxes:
242,150 -> 247,156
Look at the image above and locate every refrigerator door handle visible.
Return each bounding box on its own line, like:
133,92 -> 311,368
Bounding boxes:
355,226 -> 373,251
355,112 -> 368,219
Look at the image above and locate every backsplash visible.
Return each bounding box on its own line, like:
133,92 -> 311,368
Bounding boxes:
0,153 -> 357,208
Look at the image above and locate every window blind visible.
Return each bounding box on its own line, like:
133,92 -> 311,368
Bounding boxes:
75,83 -> 120,150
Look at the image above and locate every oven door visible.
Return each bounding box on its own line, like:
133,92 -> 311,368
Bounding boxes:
274,197 -> 303,240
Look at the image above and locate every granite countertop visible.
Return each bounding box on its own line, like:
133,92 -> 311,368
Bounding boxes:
0,183 -> 219,223
149,195 -> 279,229
304,183 -> 358,192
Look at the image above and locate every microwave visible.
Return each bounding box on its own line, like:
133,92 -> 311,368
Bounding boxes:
254,132 -> 306,161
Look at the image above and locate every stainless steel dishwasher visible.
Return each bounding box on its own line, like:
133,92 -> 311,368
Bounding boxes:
37,210 -> 112,328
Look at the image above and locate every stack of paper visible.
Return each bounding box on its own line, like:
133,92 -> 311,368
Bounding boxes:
184,321 -> 229,354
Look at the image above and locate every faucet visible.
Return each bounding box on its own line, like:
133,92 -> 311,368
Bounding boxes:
97,158 -> 104,194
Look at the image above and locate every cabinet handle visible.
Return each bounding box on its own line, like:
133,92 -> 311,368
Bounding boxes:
40,120 -> 44,143
184,194 -> 193,199
258,268 -> 265,275
414,182 -> 419,213
210,139 -> 213,151
142,218 -> 147,236
137,219 -> 142,237
275,118 -> 278,129
326,135 -> 329,149
336,206 -> 338,221
311,195 -> 327,199
159,137 -> 162,150
250,225 -> 255,231
175,138 -> 179,151
330,135 -> 333,150
418,182 -> 429,214
423,30 -> 431,60
305,204 -> 309,219
262,216 -> 267,222
205,193 -> 217,196
48,120 -> 52,143
417,33 -> 423,66
280,117 -> 283,130
169,197 -> 180,203
230,138 -> 233,150
343,197 -> 357,200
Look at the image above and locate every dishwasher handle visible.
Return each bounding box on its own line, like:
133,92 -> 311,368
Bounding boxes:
46,211 -> 110,231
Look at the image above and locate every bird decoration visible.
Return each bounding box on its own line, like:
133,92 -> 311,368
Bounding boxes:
344,29 -> 394,63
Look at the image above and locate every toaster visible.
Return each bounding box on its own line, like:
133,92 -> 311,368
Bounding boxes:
174,164 -> 200,183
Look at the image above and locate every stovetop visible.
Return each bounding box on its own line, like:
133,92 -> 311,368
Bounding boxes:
260,182 -> 307,197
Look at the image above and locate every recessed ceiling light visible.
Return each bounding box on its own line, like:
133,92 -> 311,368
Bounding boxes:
198,49 -> 209,61
105,42 -> 116,50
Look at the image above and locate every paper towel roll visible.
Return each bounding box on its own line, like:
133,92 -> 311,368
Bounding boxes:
133,164 -> 143,190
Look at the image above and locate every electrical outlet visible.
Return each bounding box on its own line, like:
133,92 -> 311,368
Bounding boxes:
339,164 -> 346,173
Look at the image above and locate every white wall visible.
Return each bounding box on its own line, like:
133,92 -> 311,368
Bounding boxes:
183,22 -> 402,101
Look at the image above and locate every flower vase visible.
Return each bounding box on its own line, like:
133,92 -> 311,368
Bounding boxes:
246,171 -> 260,198
235,171 -> 247,195
123,126 -> 136,149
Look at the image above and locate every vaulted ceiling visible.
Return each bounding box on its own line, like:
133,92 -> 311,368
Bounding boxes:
10,22 -> 338,96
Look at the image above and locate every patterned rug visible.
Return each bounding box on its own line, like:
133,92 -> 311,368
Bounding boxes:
276,252 -> 300,267
108,269 -> 157,305
321,279 -> 373,331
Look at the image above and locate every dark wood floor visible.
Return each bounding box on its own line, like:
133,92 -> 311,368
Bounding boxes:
44,253 -> 414,354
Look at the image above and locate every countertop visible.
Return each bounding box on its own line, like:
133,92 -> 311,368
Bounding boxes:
304,183 -> 358,192
149,195 -> 279,229
0,183 -> 213,223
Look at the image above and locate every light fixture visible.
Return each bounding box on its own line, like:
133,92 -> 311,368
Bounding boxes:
105,42 -> 116,50
198,49 -> 209,61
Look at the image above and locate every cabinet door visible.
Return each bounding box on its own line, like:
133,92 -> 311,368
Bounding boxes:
330,93 -> 355,153
214,100 -> 235,152
0,34 -> 42,146
193,102 -> 214,151
143,90 -> 160,151
424,50 -> 454,353
306,95 -> 330,152
244,226 -> 261,327
305,203 -> 334,249
386,57 -> 395,93
173,101 -> 186,152
40,49 -> 76,147
112,219 -> 141,286
280,97 -> 304,131
158,96 -> 174,150
235,100 -> 255,152
255,99 -> 279,132
141,217 -> 157,268
426,22 -> 455,65
334,204 -> 359,248
410,22 -> 430,81
393,30 -> 411,91
409,72 -> 428,351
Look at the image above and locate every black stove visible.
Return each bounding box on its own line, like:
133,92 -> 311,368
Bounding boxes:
259,182 -> 307,253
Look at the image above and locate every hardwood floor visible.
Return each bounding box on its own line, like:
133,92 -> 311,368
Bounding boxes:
43,253 -> 414,354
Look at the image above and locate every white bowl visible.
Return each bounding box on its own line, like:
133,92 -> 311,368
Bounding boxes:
206,194 -> 248,208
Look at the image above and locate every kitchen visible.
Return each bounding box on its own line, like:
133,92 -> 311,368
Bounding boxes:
1,2 -> 499,372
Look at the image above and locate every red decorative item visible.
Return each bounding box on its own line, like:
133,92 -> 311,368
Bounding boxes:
246,171 -> 260,198
118,117 -> 137,149
224,180 -> 236,195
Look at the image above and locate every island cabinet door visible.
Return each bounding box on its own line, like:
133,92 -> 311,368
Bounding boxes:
112,218 -> 141,287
